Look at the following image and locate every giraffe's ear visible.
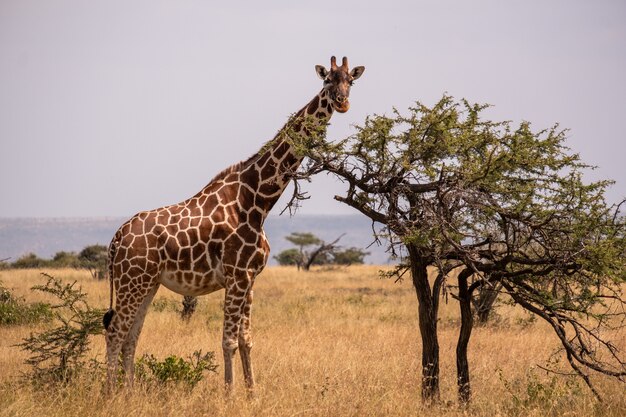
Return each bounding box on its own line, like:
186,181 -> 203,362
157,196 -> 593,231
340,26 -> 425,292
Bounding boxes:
350,66 -> 365,80
315,65 -> 329,80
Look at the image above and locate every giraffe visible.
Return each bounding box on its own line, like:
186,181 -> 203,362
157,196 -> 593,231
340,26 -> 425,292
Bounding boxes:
103,56 -> 365,391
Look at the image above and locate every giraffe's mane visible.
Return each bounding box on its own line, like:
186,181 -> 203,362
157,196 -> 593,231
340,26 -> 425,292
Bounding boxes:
207,101 -> 312,185
208,151 -> 261,183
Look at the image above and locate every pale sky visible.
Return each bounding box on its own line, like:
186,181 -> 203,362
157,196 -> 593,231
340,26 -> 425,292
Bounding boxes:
1,0 -> 624,218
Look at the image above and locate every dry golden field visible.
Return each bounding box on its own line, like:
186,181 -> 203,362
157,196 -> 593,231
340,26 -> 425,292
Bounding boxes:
0,266 -> 624,417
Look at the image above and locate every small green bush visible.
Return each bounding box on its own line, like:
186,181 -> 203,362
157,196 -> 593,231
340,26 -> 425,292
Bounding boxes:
135,350 -> 218,388
0,281 -> 52,326
498,367 -> 583,414
17,273 -> 105,384
151,297 -> 179,313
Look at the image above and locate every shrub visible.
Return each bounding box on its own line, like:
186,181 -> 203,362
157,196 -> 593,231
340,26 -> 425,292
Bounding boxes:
274,248 -> 302,266
151,297 -> 179,312
78,244 -> 108,279
135,350 -> 218,388
17,273 -> 105,384
332,247 -> 369,265
50,251 -> 82,268
0,281 -> 52,326
11,253 -> 49,269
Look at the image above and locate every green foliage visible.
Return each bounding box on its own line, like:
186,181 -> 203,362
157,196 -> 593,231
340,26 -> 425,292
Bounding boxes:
274,248 -> 302,266
78,244 -> 108,279
5,245 -> 109,279
151,297 -> 179,313
332,247 -> 369,265
285,232 -> 323,248
498,368 -> 583,414
51,251 -> 83,268
12,253 -> 49,269
135,350 -> 218,388
0,281 -> 52,326
17,273 -> 105,384
305,94 -> 625,310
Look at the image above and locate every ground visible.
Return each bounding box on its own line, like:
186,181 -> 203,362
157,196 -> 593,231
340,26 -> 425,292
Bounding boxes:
0,266 -> 623,417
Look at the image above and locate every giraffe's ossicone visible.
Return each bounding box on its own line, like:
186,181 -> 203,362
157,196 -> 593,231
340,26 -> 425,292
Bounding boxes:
104,56 -> 365,391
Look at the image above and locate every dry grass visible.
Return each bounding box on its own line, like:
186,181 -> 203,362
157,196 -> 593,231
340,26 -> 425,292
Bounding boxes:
0,266 -> 624,417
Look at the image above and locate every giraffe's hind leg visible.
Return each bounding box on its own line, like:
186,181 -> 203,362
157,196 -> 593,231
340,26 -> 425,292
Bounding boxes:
105,311 -> 125,392
120,284 -> 159,387
238,289 -> 254,389
105,277 -> 159,391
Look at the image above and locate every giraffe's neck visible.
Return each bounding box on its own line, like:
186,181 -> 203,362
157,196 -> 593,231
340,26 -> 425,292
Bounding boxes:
259,89 -> 334,212
243,89 -> 334,215
194,89 -> 334,222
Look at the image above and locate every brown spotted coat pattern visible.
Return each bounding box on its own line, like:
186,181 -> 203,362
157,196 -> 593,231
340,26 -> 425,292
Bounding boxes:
104,56 -> 364,391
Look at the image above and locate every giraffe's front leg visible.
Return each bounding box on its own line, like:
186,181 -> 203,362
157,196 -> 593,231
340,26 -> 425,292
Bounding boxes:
222,277 -> 249,392
238,289 -> 254,390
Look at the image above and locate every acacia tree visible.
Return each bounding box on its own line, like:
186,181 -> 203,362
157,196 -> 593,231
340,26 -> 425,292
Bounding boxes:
283,232 -> 344,271
291,96 -> 625,404
78,244 -> 108,279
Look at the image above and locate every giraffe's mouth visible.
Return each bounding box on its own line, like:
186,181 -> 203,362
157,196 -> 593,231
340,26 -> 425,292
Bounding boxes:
333,100 -> 350,113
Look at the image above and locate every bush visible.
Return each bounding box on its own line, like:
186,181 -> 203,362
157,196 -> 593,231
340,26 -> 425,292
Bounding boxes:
135,350 -> 218,388
0,281 -> 52,326
50,251 -> 82,268
17,273 -> 105,384
78,244 -> 108,279
274,248 -> 303,266
11,253 -> 49,269
151,297 -> 179,313
6,245 -> 108,279
332,247 -> 369,265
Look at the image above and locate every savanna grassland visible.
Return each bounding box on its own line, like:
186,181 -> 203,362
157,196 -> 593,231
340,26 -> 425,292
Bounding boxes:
0,266 -> 624,417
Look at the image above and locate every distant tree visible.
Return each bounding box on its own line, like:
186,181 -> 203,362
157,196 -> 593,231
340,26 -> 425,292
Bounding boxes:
273,248 -> 302,266
295,95 -> 626,404
50,251 -> 81,268
470,281 -> 502,324
78,244 -> 108,279
12,253 -> 48,269
275,235 -> 368,268
181,295 -> 198,321
281,232 -> 345,271
332,247 -> 369,265
284,232 -> 321,270
301,234 -> 344,270
0,258 -> 10,270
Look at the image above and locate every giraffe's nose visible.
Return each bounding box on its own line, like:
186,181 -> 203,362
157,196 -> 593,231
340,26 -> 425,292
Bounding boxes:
336,95 -> 347,103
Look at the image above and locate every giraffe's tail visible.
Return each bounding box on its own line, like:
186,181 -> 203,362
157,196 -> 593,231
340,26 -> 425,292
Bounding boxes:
103,232 -> 120,330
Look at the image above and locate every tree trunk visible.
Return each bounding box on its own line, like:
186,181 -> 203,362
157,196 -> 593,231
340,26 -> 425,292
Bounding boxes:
303,234 -> 344,271
456,268 -> 473,404
408,246 -> 440,404
473,281 -> 501,323
181,295 -> 198,321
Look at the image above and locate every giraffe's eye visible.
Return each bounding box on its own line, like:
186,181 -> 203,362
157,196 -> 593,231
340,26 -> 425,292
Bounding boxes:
349,80 -> 354,86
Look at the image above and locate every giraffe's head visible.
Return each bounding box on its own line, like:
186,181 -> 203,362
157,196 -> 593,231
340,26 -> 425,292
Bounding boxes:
315,56 -> 365,113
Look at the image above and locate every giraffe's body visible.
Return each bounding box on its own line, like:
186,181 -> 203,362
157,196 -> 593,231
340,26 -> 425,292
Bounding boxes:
104,56 -> 364,390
